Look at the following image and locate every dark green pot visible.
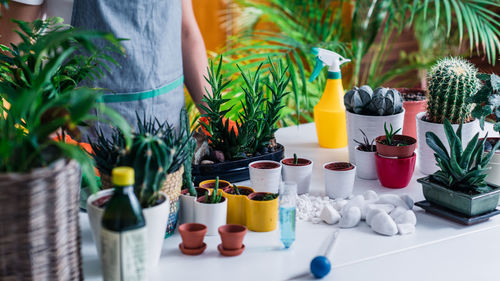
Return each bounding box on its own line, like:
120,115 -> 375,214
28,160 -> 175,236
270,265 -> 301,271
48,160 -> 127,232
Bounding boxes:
417,176 -> 500,217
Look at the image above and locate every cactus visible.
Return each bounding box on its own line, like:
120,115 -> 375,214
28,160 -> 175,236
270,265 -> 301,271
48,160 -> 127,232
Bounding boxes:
344,85 -> 403,116
344,85 -> 373,113
426,57 -> 481,124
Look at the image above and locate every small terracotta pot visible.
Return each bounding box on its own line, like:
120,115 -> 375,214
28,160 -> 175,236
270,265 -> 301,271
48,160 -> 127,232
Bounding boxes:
218,224 -> 247,250
178,223 -> 207,249
375,153 -> 416,188
398,88 -> 427,140
375,135 -> 416,158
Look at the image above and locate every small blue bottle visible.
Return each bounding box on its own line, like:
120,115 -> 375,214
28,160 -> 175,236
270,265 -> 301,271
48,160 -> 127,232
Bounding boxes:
279,181 -> 297,248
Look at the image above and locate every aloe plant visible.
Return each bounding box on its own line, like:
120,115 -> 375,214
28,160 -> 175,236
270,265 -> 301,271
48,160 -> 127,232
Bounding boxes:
382,123 -> 402,146
425,119 -> 500,194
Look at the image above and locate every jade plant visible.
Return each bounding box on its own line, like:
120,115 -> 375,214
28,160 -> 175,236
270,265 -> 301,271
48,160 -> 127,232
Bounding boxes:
353,129 -> 375,152
426,57 -> 481,124
202,177 -> 224,203
425,119 -> 500,194
469,73 -> 500,132
344,86 -> 403,116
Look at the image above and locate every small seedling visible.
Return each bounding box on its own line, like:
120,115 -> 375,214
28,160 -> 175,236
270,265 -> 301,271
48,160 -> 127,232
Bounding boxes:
233,184 -> 241,195
353,129 -> 375,152
293,153 -> 298,165
263,193 -> 279,201
383,122 -> 401,146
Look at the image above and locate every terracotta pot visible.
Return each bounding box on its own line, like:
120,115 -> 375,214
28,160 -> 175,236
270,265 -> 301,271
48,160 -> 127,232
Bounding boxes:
281,157 -> 313,194
178,223 -> 207,249
221,186 -> 255,225
398,88 -> 427,140
323,162 -> 356,199
249,160 -> 282,193
375,135 -> 416,158
375,153 -> 416,188
218,224 -> 247,250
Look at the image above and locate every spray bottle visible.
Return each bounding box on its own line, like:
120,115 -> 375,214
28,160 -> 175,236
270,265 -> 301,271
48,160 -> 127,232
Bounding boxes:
309,48 -> 350,148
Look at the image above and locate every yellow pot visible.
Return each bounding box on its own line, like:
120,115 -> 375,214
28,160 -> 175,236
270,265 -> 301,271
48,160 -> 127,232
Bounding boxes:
222,186 -> 255,225
245,192 -> 279,232
198,179 -> 231,195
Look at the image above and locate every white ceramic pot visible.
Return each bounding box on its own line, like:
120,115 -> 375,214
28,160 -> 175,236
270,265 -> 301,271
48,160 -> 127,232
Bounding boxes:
280,158 -> 313,194
249,160 -> 282,193
353,147 -> 377,180
416,112 -> 480,175
323,162 -> 357,199
179,193 -> 196,225
346,110 -> 405,164
194,197 -> 227,236
485,162 -> 500,187
87,190 -> 170,270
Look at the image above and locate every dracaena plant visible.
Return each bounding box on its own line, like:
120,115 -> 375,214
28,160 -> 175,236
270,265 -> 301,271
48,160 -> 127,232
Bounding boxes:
0,18 -> 131,193
425,119 -> 500,194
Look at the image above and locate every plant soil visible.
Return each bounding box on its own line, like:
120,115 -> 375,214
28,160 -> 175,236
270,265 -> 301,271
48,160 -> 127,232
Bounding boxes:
200,181 -> 230,189
398,88 -> 427,102
356,145 -> 376,152
484,137 -> 500,152
325,162 -> 354,171
282,158 -> 312,166
251,162 -> 280,169
225,187 -> 253,196
249,192 -> 278,201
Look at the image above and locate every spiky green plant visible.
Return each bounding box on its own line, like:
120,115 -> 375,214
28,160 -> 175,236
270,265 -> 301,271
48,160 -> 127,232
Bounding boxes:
425,119 -> 500,194
353,129 -> 375,152
383,122 -> 402,146
426,57 -> 481,124
202,176 -> 224,204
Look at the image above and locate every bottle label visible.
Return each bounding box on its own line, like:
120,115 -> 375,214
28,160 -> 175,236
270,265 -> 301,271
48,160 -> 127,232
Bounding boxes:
100,227 -> 147,281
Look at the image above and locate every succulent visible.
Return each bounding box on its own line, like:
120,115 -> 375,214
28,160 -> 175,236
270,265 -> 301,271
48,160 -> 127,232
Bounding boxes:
202,177 -> 224,204
469,73 -> 500,132
425,119 -> 500,194
353,129 -> 375,152
344,85 -> 403,116
426,57 -> 481,124
382,122 -> 402,146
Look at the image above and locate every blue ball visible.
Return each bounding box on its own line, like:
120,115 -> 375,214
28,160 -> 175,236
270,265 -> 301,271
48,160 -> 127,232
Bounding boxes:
310,256 -> 331,279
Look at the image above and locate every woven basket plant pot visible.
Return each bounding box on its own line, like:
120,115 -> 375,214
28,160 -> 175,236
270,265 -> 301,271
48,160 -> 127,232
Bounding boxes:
0,159 -> 82,281
161,165 -> 185,237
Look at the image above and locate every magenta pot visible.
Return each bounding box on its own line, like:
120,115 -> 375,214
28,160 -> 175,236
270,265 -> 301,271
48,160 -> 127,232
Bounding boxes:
375,153 -> 416,188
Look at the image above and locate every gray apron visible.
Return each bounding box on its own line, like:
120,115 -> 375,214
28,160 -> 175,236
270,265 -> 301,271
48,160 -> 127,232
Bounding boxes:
71,0 -> 185,142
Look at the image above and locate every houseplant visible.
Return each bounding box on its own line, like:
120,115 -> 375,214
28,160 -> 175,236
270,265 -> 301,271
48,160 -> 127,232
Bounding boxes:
323,162 -> 356,199
0,18 -> 130,280
89,109 -> 194,237
222,184 -> 255,225
375,123 -> 416,158
245,192 -> 279,232
344,86 -> 404,164
418,119 -> 500,216
416,57 -> 481,175
249,160 -> 282,193
194,177 -> 228,235
468,73 -> 500,132
218,224 -> 248,257
353,130 -> 377,180
398,88 -> 427,140
281,153 -> 313,194
178,223 -> 207,256
192,57 -> 288,184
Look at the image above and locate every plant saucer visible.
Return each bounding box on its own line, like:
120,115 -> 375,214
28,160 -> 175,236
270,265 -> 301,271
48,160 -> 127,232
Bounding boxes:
179,242 -> 207,255
217,244 -> 245,257
415,200 -> 500,225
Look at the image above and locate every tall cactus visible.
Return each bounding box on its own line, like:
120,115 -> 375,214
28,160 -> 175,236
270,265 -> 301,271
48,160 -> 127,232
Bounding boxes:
426,57 -> 480,124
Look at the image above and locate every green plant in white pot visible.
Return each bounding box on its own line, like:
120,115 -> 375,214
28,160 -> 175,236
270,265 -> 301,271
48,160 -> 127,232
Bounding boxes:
418,119 -> 500,217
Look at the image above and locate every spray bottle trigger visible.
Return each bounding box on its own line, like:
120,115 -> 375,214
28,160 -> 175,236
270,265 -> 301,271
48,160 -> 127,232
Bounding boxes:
339,56 -> 351,66
309,57 -> 325,82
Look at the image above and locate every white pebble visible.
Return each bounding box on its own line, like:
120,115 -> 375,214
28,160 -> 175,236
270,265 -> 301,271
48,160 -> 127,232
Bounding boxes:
400,195 -> 414,210
341,195 -> 365,213
320,205 -> 341,225
339,207 -> 361,228
366,208 -> 385,227
394,210 -> 417,226
332,199 -> 348,211
370,212 -> 398,236
312,218 -> 322,224
389,206 -> 408,220
376,194 -> 409,210
363,190 -> 378,201
397,223 -> 415,235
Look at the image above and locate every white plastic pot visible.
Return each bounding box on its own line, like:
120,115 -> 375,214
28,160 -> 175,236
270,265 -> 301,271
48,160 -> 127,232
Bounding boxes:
178,193 -> 196,225
87,190 -> 170,270
323,162 -> 357,199
346,110 -> 405,164
416,112 -> 480,175
249,160 -> 282,193
280,158 -> 313,194
354,147 -> 377,180
194,197 -> 227,236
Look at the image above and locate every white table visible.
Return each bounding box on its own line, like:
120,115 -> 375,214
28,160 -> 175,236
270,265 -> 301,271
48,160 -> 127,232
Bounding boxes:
81,123 -> 500,281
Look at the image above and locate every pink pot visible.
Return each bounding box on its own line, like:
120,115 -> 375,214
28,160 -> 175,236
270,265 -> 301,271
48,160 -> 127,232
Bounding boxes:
398,88 -> 427,141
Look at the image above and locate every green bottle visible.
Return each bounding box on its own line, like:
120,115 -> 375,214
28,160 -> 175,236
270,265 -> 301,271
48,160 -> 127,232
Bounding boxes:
100,167 -> 147,281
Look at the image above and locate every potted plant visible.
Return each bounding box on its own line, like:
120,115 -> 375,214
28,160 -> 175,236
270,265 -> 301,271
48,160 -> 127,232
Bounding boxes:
199,178 -> 231,190
416,57 -> 481,175
194,177 -> 228,235
418,120 -> 500,217
281,153 -> 313,194
0,18 -> 130,280
222,184 -> 255,225
90,109 -> 194,237
249,160 -> 282,193
344,86 -> 405,164
178,223 -> 207,255
323,162 -> 356,199
353,130 -> 377,180
245,192 -> 279,232
192,57 -> 288,184
468,73 -> 499,133
397,88 -> 427,140
482,138 -> 500,187
218,224 -> 247,257
375,123 -> 416,158
179,137 -> 199,225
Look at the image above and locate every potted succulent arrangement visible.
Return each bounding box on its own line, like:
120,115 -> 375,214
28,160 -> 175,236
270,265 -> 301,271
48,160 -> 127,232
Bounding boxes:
416,57 -> 481,175
344,86 -> 405,164
218,224 -> 248,256
178,223 -> 208,256
194,177 -> 228,235
249,160 -> 282,193
0,18 -> 130,280
245,192 -> 279,232
418,119 -> 500,217
323,162 -> 356,199
89,110 -> 194,237
353,130 -> 377,180
375,123 -> 417,188
397,88 -> 428,140
192,57 -> 289,184
222,184 -> 255,225
281,153 -> 314,194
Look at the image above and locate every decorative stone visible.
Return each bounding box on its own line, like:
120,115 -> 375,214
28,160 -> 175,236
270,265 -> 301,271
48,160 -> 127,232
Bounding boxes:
400,195 -> 414,210
341,195 -> 365,214
312,218 -> 322,224
363,190 -> 378,201
320,205 -> 341,225
376,194 -> 409,210
366,208 -> 385,227
389,206 -> 408,220
332,199 -> 348,211
394,210 -> 417,225
339,207 -> 361,228
370,212 -> 398,236
397,223 -> 415,235
214,150 -> 225,162
200,159 -> 214,165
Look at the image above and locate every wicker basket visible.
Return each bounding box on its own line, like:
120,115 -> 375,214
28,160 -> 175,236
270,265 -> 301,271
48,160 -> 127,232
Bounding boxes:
0,159 -> 82,281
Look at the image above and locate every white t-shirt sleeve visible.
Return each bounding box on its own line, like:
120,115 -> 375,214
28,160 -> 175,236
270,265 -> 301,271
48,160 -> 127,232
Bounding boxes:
11,0 -> 44,5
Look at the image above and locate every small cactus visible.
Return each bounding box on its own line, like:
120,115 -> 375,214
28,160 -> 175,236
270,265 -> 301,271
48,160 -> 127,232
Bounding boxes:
426,57 -> 481,124
344,85 -> 403,116
344,85 -> 373,114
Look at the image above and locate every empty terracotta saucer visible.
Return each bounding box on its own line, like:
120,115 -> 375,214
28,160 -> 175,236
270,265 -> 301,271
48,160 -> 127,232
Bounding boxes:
217,243 -> 245,257
179,242 -> 207,255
